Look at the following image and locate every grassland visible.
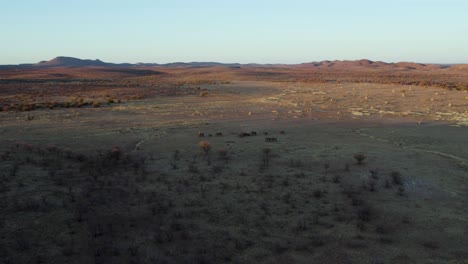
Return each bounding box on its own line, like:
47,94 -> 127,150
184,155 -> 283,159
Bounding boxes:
0,64 -> 467,263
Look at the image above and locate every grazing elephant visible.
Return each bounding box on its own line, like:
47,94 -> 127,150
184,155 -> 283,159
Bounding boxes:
216,132 -> 223,137
265,137 -> 278,142
239,132 -> 251,138
198,132 -> 205,137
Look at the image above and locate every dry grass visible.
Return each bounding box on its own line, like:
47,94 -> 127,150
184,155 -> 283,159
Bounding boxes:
0,65 -> 467,263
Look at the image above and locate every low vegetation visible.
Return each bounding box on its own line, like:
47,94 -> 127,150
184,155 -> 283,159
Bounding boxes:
0,136 -> 426,263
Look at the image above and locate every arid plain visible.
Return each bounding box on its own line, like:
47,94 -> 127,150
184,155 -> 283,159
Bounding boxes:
0,59 -> 467,263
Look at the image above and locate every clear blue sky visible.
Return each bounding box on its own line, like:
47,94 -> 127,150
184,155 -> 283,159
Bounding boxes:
1,0 -> 467,64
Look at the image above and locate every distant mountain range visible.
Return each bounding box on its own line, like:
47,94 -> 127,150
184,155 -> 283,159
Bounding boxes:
0,56 -> 462,70
1,56 -> 244,68
36,57 -> 110,67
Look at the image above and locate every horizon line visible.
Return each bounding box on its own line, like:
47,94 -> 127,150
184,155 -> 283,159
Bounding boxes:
1,56 -> 467,66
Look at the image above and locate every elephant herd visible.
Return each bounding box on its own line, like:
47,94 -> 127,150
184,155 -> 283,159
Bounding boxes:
197,130 -> 285,142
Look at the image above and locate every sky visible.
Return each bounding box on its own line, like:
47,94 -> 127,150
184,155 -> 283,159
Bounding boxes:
1,0 -> 467,64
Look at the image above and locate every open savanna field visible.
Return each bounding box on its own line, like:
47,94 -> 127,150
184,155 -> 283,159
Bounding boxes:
0,63 -> 467,263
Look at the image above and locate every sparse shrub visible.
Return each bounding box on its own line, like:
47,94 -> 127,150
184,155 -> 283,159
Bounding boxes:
354,153 -> 366,165
281,192 -> 291,204
313,213 -> 320,225
351,196 -> 364,206
1,151 -> 11,161
332,175 -> 341,183
198,141 -> 211,155
294,172 -> 305,178
76,153 -> 86,162
289,159 -> 303,168
212,165 -> 223,174
128,245 -> 139,257
292,218 -> 307,233
92,101 -> 101,108
310,236 -> 325,247
319,174 -> 327,182
262,148 -> 271,167
170,160 -> 178,170
369,180 -> 377,192
62,243 -> 75,256
384,179 -> 390,188
188,163 -> 199,173
218,149 -> 228,161
63,148 -> 73,158
46,144 -> 57,153
398,186 -> 405,196
313,189 -> 323,199
22,105 -> 32,111
391,171 -> 403,185
10,163 -> 19,177
357,205 -> 372,222
332,203 -> 339,213
282,177 -> 290,187
356,221 -> 367,231
173,149 -> 180,160
200,91 -> 209,97
375,224 -> 390,234
200,184 -> 207,198
23,143 -> 33,151
110,146 -> 123,160
421,241 -> 439,250
346,238 -> 368,248
379,237 -> 394,244
14,233 -> 31,251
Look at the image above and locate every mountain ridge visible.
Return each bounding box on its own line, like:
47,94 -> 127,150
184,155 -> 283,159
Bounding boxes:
36,56 -> 109,67
0,56 -> 462,70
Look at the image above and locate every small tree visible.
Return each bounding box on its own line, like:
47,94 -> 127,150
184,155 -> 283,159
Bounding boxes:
110,146 -> 122,160
198,141 -> 211,155
218,149 -> 228,161
173,149 -> 180,161
390,171 -> 403,185
354,153 -> 366,165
